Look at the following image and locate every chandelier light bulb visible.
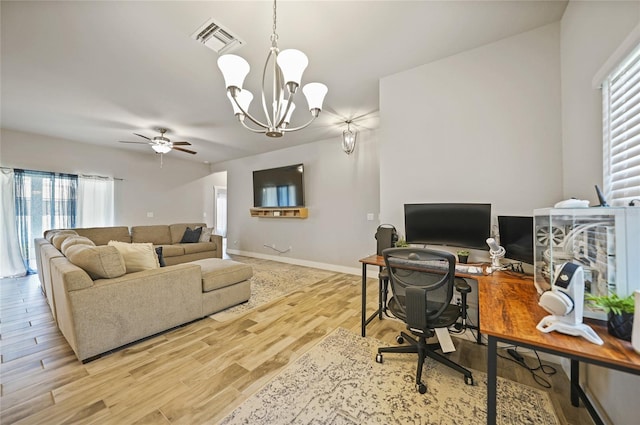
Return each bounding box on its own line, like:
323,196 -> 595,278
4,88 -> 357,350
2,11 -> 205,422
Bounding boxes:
217,54 -> 250,90
228,89 -> 254,116
276,49 -> 309,91
303,83 -> 328,114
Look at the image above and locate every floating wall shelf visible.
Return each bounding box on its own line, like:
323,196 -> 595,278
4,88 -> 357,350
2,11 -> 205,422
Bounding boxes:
249,207 -> 309,219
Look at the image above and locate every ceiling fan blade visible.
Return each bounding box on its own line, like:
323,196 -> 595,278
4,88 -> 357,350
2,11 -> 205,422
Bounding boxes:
119,140 -> 149,144
134,133 -> 152,141
173,147 -> 197,155
172,141 -> 192,146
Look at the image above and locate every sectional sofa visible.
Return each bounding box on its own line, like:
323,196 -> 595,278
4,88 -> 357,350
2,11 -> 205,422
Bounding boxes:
36,223 -> 253,362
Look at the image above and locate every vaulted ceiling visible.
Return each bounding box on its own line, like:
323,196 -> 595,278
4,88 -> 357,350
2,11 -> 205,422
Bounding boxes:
1,1 -> 568,164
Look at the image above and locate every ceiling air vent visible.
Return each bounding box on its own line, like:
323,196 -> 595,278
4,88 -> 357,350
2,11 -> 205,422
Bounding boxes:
191,18 -> 244,54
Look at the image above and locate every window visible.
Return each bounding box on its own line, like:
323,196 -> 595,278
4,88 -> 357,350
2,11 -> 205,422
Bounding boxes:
602,43 -> 640,206
14,170 -> 77,272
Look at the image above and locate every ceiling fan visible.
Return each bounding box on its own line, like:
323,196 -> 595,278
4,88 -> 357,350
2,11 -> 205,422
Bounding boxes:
118,128 -> 197,155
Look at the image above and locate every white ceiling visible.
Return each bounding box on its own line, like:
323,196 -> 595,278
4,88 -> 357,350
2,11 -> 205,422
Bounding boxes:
1,0 -> 568,164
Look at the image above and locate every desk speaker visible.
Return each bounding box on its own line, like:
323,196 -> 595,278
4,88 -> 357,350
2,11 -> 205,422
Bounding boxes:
375,224 -> 398,255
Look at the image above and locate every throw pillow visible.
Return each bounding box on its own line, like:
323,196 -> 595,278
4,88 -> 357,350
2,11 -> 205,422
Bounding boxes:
61,236 -> 95,256
198,227 -> 214,243
180,227 -> 202,243
108,241 -> 160,273
65,245 -> 126,280
155,246 -> 166,267
52,233 -> 78,251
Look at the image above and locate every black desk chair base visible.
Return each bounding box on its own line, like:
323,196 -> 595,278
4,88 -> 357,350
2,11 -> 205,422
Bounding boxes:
376,331 -> 474,394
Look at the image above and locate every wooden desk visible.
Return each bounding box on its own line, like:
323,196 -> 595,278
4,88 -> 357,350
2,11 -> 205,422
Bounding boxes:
358,255 -> 387,337
479,274 -> 640,425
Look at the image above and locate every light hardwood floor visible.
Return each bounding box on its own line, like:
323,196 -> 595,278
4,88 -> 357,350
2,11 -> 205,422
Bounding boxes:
1,263 -> 593,424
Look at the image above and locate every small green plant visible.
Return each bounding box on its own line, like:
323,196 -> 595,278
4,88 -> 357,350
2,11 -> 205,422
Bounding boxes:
586,293 -> 635,315
395,237 -> 409,247
457,250 -> 470,256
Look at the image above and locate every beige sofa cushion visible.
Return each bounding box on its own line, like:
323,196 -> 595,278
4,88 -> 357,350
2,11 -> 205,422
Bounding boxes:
190,258 -> 253,292
169,223 -> 206,244
108,241 -> 160,273
61,236 -> 96,255
52,233 -> 78,250
75,226 -> 131,245
45,229 -> 78,243
65,245 -> 126,280
179,242 -> 217,255
157,244 -> 185,258
131,225 -> 172,245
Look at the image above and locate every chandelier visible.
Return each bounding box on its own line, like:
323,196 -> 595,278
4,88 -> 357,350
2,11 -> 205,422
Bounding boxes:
217,0 -> 328,138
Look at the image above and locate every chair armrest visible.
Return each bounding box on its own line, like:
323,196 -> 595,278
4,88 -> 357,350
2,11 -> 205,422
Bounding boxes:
454,279 -> 471,294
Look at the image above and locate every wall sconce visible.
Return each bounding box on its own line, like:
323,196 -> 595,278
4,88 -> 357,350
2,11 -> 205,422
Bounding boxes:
342,120 -> 357,155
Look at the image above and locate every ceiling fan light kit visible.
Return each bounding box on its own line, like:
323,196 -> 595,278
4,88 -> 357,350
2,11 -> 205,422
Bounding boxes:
118,128 -> 197,158
217,0 -> 328,138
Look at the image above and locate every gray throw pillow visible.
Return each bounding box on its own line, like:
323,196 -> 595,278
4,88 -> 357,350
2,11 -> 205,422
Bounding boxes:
180,227 -> 202,243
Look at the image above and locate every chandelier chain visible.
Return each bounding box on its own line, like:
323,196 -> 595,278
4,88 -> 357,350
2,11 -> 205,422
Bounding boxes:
271,0 -> 278,46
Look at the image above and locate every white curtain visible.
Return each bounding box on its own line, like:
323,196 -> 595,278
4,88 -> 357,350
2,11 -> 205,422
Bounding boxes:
77,176 -> 114,228
0,169 -> 27,278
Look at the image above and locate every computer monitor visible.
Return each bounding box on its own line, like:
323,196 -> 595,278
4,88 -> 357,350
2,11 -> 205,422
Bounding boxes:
498,215 -> 534,265
404,203 -> 491,250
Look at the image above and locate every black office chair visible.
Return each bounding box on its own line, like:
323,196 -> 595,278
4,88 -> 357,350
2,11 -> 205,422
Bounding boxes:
375,247 -> 474,394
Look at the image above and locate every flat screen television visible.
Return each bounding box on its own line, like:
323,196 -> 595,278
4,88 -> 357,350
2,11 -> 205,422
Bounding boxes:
404,203 -> 491,249
253,164 -> 305,208
498,215 -> 534,265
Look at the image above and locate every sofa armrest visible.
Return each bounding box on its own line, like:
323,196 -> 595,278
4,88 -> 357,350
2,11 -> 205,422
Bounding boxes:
210,234 -> 223,250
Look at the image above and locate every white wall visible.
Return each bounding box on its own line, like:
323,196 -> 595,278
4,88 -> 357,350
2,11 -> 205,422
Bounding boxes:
210,129 -> 380,273
561,1 -> 640,204
0,128 -> 213,227
379,22 -> 562,259
560,2 -> 640,424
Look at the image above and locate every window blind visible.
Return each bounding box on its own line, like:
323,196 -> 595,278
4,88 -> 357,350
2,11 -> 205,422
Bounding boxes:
603,43 -> 640,206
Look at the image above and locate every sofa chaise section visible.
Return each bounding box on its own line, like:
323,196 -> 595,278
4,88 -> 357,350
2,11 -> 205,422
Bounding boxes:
51,255 -> 203,361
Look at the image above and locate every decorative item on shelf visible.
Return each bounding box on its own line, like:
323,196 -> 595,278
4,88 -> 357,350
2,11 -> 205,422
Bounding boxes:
342,120 -> 357,155
457,250 -> 470,264
395,237 -> 409,248
633,290 -> 640,353
586,293 -> 635,341
216,0 -> 328,138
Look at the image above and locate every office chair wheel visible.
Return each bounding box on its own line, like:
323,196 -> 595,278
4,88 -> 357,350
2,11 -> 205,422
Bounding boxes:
465,375 -> 474,385
396,335 -> 404,344
417,382 -> 427,394
376,353 -> 383,363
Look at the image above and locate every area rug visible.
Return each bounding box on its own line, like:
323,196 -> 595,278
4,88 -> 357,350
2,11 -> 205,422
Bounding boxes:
218,327 -> 560,425
210,256 -> 337,321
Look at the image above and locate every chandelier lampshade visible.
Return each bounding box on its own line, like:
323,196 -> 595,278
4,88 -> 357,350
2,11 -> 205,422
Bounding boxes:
217,0 -> 327,138
217,54 -> 250,92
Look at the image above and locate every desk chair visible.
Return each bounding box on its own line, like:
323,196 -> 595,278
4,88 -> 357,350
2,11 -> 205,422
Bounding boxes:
376,247 -> 474,394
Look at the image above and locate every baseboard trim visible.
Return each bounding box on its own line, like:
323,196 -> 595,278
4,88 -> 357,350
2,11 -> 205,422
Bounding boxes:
226,249 -> 363,276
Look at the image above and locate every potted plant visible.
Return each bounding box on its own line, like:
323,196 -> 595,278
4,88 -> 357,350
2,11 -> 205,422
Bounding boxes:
586,293 -> 635,341
457,250 -> 470,264
395,237 -> 409,248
